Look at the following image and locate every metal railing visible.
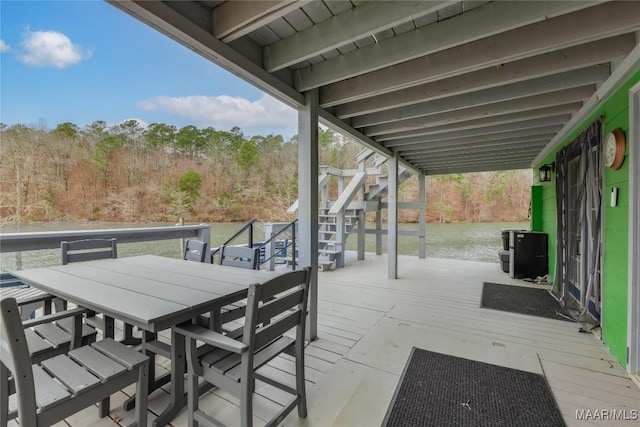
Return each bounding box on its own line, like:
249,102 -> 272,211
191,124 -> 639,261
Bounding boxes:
257,219 -> 297,269
208,219 -> 258,261
0,224 -> 211,253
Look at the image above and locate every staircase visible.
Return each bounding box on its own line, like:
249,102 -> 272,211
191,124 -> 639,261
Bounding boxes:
317,207 -> 362,269
287,149 -> 415,269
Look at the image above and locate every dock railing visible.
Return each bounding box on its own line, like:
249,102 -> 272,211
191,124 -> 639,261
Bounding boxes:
0,224 -> 211,254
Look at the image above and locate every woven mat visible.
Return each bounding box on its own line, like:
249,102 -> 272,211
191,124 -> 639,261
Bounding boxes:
383,348 -> 566,427
481,282 -> 573,322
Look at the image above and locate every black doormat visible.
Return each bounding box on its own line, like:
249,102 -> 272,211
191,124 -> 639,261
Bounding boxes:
481,282 -> 573,322
383,348 -> 566,427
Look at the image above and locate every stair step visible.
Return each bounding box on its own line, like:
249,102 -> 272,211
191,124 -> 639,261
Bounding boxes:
319,239 -> 338,244
318,249 -> 341,255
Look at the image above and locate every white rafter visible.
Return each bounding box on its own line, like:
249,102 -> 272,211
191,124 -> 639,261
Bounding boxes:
264,0 -> 455,72
212,0 -> 312,43
325,35 -> 634,109
377,115 -> 571,142
384,126 -> 563,149
361,89 -> 591,136
295,0 -> 601,91
345,66 -> 608,124
320,1 -> 640,106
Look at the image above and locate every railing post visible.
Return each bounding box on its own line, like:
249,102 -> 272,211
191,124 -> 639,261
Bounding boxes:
291,224 -> 297,270
197,224 -> 211,263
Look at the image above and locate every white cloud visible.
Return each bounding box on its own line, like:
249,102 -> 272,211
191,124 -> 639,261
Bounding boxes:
18,30 -> 91,68
0,39 -> 10,52
136,93 -> 297,135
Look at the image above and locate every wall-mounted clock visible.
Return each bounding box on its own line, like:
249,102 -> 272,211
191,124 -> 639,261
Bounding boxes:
604,128 -> 626,170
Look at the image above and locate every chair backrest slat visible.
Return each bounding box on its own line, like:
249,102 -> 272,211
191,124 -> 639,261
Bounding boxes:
219,245 -> 260,270
243,267 -> 311,351
253,309 -> 303,350
184,239 -> 208,262
255,288 -> 304,325
258,269 -> 309,301
61,239 -> 117,265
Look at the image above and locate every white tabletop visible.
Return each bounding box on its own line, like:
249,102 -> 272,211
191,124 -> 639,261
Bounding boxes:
12,255 -> 284,332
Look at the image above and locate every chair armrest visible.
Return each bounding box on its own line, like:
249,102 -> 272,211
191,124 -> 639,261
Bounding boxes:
174,322 -> 248,354
22,307 -> 90,328
15,292 -> 54,306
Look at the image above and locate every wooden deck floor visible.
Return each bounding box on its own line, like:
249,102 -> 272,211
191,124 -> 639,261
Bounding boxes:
12,254 -> 640,426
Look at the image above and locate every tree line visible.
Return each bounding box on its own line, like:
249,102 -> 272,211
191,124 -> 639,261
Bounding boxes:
0,120 -> 531,226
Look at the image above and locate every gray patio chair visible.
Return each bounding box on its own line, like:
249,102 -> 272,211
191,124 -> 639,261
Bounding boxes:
0,297 -> 149,427
196,245 -> 263,331
61,238 -> 139,346
219,244 -> 261,270
184,239 -> 209,262
1,273 -> 52,320
175,266 -> 311,427
1,299 -> 98,425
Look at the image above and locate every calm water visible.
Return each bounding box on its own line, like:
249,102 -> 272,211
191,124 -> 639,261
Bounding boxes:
0,221 -> 528,272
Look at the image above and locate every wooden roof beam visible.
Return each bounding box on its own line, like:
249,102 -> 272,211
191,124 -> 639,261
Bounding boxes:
376,115 -> 571,142
338,65 -> 609,120
296,0 -> 601,91
384,126 -> 563,149
264,0 -> 454,72
362,89 -> 590,136
212,0 -> 312,43
321,0 -> 640,107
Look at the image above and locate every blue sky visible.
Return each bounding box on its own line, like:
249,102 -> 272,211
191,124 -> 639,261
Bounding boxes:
0,0 -> 298,138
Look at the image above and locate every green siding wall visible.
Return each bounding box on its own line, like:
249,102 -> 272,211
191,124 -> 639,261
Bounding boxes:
533,69 -> 640,366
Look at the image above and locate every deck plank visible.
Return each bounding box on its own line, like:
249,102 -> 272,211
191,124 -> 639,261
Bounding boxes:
53,254 -> 639,426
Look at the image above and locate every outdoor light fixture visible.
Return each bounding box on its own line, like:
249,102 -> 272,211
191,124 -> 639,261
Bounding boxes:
539,163 -> 555,182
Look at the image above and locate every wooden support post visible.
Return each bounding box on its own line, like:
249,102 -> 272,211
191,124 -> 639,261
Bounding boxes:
298,89 -> 319,340
419,174 -> 426,259
388,153 -> 398,279
357,158 -> 366,261
376,204 -> 382,255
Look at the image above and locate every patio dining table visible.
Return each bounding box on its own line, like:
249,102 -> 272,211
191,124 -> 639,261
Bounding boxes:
11,254 -> 286,426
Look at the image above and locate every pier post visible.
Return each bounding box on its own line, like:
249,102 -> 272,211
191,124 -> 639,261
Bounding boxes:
298,89 -> 319,340
388,153 -> 398,279
419,174 -> 426,259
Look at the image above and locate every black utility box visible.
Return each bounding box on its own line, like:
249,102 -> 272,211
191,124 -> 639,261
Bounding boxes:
499,249 -> 509,273
510,231 -> 548,279
501,228 -> 526,251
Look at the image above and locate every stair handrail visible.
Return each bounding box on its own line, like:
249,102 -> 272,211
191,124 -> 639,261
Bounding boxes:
328,171 -> 367,215
209,219 -> 258,261
286,174 -> 330,214
255,219 -> 298,269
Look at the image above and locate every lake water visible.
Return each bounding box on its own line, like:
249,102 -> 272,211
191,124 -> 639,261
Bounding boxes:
0,221 -> 528,272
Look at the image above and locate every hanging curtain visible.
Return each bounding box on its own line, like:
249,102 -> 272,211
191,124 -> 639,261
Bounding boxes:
553,117 -> 603,319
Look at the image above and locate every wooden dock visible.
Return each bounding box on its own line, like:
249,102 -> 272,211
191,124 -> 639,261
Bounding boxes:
10,253 -> 639,426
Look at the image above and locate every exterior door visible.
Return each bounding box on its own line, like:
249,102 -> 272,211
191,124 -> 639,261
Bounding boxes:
556,119 -> 603,320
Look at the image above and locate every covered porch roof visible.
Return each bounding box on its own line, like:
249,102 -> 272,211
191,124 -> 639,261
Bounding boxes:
109,0 -> 640,174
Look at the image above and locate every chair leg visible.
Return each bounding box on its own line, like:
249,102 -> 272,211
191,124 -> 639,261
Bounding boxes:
240,378 -> 253,427
53,297 -> 67,312
121,323 -> 142,346
295,343 -> 307,418
0,364 -> 8,427
188,371 -> 199,427
134,363 -> 149,427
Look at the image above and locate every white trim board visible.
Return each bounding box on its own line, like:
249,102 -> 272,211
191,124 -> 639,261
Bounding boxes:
628,81 -> 640,377
532,42 -> 640,166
